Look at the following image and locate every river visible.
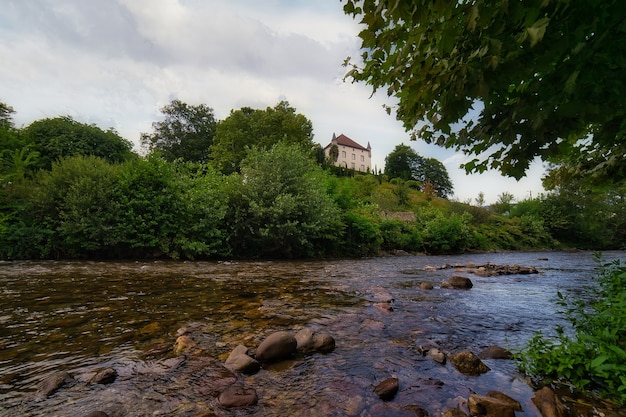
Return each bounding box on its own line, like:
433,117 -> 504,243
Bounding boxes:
1,251 -> 624,416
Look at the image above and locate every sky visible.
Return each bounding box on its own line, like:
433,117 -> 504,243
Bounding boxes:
1,0 -> 546,204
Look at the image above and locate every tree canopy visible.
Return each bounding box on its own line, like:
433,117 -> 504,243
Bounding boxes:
141,99 -> 217,163
210,101 -> 315,174
385,144 -> 453,198
343,0 -> 626,181
22,116 -> 135,170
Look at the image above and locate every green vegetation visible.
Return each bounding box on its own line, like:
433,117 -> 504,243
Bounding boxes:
518,258 -> 626,404
343,0 -> 626,182
1,98 -> 624,260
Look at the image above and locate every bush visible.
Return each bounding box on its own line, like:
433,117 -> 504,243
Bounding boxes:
379,220 -> 421,252
419,210 -> 475,254
518,257 -> 626,404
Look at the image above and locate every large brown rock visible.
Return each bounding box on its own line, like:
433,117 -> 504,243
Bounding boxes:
224,344 -> 260,374
449,351 -> 490,375
374,377 -> 399,401
442,275 -> 474,289
255,331 -> 297,363
532,386 -> 566,417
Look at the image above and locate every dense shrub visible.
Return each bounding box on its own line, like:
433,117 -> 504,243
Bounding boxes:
518,258 -> 626,404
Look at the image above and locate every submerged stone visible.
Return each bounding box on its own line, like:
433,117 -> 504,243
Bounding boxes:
218,385 -> 258,408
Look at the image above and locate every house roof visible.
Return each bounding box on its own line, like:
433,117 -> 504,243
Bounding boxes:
325,133 -> 370,151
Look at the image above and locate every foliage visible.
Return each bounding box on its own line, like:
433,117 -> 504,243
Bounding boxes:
491,192 -> 516,215
519,258 -> 626,404
417,208 -> 475,254
338,210 -> 382,257
385,143 -> 418,181
343,0 -> 626,181
22,116 -> 135,170
223,141 -> 341,258
140,99 -> 217,163
384,144 -> 453,197
210,101 -> 315,174
0,102 -> 15,129
535,177 -> 626,249
415,158 -> 454,198
379,220 -> 421,252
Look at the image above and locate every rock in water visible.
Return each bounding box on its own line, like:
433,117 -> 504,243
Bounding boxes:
532,386 -> 566,417
442,275 -> 473,289
468,393 -> 520,417
218,385 -> 258,408
90,368 -> 117,385
478,345 -> 513,359
449,351 -> 490,375
313,333 -> 335,353
374,377 -> 399,401
255,331 -> 297,362
35,371 -> 73,399
295,328 -> 315,354
224,345 -> 260,374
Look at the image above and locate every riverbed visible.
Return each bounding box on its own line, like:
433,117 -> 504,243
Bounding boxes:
1,251 -> 624,416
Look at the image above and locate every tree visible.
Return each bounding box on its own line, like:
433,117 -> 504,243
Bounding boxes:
210,101 -> 315,174
385,144 -> 453,197
385,144 -> 421,181
22,116 -> 135,170
0,102 -> 15,129
343,1 -> 626,181
414,157 -> 454,198
141,99 -> 217,163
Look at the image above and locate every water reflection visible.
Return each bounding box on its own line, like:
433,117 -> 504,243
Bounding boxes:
0,252 -> 624,416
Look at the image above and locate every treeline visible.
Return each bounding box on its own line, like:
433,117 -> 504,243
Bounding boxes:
1,100 -> 624,260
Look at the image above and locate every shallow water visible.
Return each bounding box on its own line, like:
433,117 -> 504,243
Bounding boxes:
0,251 -> 624,416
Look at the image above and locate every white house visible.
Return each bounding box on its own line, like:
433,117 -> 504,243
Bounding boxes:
323,133 -> 372,172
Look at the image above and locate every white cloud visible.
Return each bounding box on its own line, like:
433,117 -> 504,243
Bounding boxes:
0,0 -> 545,205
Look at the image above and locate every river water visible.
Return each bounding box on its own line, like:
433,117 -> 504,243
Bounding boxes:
1,251 -> 624,417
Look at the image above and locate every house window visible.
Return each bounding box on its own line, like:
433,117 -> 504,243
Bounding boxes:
360,155 -> 364,162
342,151 -> 346,158
351,162 -> 355,169
360,165 -> 365,171
352,154 -> 356,160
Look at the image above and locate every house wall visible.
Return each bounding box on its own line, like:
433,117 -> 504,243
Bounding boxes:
325,142 -> 372,172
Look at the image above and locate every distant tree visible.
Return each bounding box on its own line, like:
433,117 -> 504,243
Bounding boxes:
414,157 -> 454,198
141,99 -> 217,163
22,116 -> 135,170
343,1 -> 626,181
492,192 -> 516,215
385,144 -> 453,198
475,192 -> 486,207
385,144 -> 422,181
0,102 -> 15,129
0,102 -> 36,182
210,101 -> 315,174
